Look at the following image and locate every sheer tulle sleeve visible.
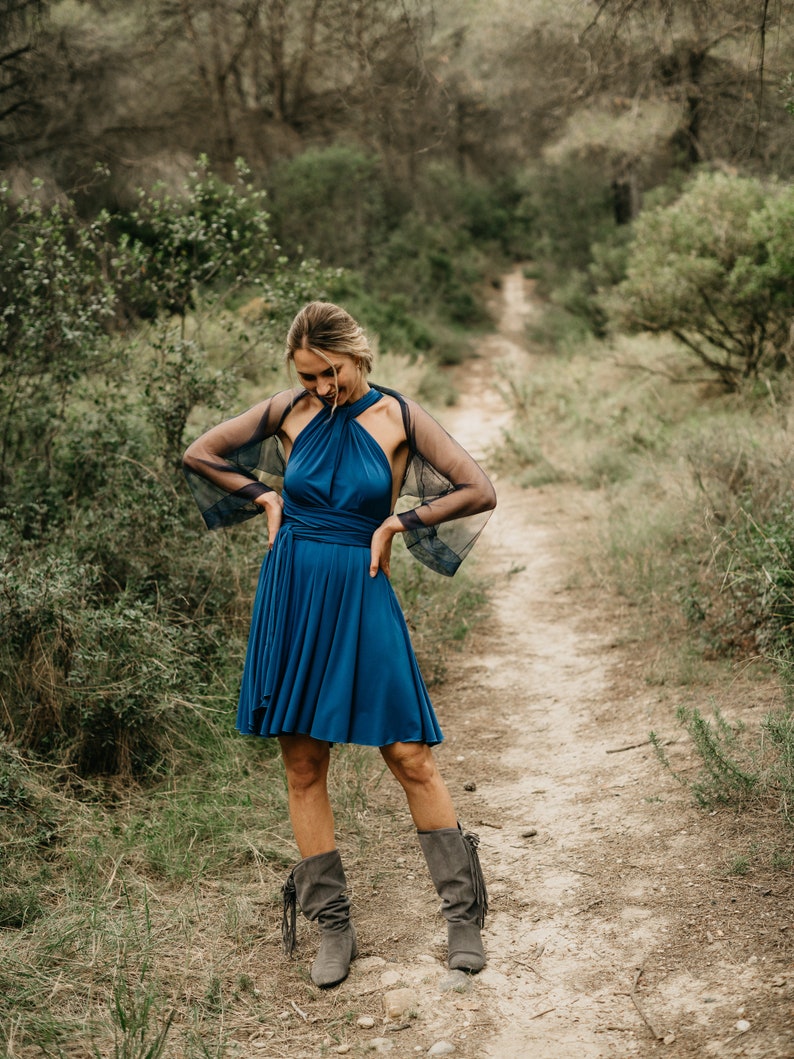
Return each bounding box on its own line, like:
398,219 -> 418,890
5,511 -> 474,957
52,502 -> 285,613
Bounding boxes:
182,388 -> 303,530
376,386 -> 497,576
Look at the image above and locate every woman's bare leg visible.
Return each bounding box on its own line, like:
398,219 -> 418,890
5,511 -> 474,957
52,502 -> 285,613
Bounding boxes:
278,734 -> 335,857
382,741 -> 487,973
278,734 -> 357,988
379,741 -> 457,830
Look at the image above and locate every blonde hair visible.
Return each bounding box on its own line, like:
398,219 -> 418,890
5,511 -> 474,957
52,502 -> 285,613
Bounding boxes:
286,301 -> 374,374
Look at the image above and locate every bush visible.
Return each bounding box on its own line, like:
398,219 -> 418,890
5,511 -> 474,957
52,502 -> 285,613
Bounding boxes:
0,162 -> 315,779
112,157 -> 280,321
652,700 -> 794,828
0,184 -> 116,509
515,161 -> 618,279
606,171 -> 794,389
268,145 -> 388,269
271,152 -> 516,335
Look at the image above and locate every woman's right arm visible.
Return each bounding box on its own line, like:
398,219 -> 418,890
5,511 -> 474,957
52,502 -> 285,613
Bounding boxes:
182,388 -> 301,534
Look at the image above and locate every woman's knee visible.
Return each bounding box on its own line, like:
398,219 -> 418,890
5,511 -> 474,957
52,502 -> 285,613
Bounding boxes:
279,735 -> 330,792
381,741 -> 438,787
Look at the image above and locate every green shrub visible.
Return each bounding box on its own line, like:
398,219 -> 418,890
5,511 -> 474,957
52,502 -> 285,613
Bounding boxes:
652,700 -> 794,829
112,156 -> 279,321
271,152 -> 511,334
515,160 -> 618,280
0,184 -> 116,507
268,145 -> 388,269
0,162 -> 300,778
372,213 -> 488,326
0,556 -> 184,776
606,171 -> 794,389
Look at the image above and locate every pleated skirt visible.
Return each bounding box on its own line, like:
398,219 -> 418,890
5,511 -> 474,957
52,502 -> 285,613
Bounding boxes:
236,532 -> 443,747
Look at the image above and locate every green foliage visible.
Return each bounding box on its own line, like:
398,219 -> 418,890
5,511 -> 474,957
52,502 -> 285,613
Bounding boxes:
270,152 -> 522,338
0,183 -> 116,491
0,162 -> 300,779
0,554 -> 196,777
510,161 -> 630,344
268,145 -> 387,270
108,958 -> 175,1059
607,171 -> 794,389
112,157 -> 279,321
516,160 -> 618,280
675,421 -> 794,670
652,700 -> 794,828
714,503 -> 794,666
676,705 -> 759,809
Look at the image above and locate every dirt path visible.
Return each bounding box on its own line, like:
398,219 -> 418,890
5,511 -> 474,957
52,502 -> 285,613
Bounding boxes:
430,268 -> 793,1059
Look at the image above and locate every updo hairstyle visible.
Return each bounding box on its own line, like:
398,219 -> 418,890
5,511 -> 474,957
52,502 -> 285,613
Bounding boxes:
286,301 -> 374,374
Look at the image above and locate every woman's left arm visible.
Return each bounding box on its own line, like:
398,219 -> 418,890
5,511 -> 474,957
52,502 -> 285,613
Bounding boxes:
368,395 -> 496,577
394,397 -> 496,532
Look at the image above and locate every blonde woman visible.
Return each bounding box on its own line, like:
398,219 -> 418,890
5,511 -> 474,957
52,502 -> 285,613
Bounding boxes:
183,302 -> 496,988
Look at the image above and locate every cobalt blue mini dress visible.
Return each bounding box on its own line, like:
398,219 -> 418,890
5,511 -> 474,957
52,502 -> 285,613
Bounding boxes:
235,388 -> 444,747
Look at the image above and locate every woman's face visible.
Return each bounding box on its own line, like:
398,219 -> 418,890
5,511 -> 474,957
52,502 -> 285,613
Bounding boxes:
292,348 -> 368,407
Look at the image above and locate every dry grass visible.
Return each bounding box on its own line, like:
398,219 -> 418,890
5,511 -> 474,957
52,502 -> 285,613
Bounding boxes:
0,735 -> 449,1058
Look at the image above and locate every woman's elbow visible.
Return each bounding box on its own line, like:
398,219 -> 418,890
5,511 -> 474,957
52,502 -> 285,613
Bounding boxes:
480,477 -> 497,513
182,440 -> 204,473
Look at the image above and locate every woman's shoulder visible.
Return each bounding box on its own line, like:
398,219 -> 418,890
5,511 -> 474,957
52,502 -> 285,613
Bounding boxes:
271,385 -> 308,407
372,383 -> 421,419
371,385 -> 418,439
237,385 -> 306,415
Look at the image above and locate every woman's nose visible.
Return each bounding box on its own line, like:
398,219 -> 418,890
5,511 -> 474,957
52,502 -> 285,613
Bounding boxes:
317,377 -> 334,395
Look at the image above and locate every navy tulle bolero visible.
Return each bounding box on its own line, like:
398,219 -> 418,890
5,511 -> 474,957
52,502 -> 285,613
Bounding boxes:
183,384 -> 496,576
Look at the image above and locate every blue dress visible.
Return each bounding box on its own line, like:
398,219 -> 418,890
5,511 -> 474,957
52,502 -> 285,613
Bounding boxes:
235,388 -> 444,747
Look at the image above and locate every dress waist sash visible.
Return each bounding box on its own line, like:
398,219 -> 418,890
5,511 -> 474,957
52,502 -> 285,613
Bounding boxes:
280,496 -> 379,548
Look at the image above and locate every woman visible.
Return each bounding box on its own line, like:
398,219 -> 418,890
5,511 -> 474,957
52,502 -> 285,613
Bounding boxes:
183,301 -> 496,989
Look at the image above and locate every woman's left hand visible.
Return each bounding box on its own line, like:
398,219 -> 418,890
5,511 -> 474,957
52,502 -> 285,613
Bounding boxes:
369,518 -> 402,579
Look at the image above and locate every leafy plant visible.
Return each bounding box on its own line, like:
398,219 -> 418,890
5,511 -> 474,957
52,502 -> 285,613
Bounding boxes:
0,182 -> 116,483
112,158 -> 281,322
607,171 -> 794,389
652,699 -> 794,831
268,145 -> 387,270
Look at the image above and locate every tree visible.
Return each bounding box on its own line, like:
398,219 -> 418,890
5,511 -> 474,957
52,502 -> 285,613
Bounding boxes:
579,0 -> 794,172
607,171 -> 794,388
156,0 -> 441,172
0,0 -> 48,152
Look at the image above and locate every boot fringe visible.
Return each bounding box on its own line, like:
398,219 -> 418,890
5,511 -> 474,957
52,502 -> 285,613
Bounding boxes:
281,872 -> 297,956
462,829 -> 489,928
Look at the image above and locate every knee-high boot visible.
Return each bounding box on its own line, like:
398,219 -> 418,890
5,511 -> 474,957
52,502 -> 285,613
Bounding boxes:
418,825 -> 488,973
281,849 -> 358,988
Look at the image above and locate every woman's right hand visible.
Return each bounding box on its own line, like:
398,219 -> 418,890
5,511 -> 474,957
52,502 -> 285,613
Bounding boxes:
255,491 -> 284,548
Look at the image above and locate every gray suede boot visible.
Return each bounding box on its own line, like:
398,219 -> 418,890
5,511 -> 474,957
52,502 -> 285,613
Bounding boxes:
281,849 -> 358,988
418,825 -> 488,973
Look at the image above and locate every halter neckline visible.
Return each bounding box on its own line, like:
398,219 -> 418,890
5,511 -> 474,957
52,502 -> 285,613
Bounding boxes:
323,387 -> 381,417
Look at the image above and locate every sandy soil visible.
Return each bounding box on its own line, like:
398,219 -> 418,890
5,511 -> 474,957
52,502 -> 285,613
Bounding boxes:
250,269 -> 794,1059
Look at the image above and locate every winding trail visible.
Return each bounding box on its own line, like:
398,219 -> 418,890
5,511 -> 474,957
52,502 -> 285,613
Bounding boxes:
431,268 -> 792,1059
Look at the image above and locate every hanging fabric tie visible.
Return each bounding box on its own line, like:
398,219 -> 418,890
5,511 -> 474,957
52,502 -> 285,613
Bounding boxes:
462,829 -> 489,928
281,871 -> 298,956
